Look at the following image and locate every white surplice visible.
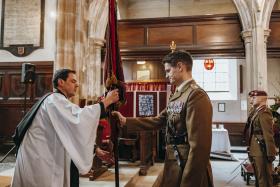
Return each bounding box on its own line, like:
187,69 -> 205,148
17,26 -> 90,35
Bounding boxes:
11,93 -> 101,187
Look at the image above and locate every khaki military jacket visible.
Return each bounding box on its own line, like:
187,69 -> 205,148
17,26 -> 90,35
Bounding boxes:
243,106 -> 256,144
126,80 -> 213,187
249,105 -> 277,157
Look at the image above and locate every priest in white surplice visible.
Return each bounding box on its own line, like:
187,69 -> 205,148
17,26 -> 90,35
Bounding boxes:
11,69 -> 119,187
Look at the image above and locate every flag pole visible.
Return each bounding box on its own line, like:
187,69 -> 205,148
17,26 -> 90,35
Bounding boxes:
110,108 -> 120,187
105,0 -> 125,186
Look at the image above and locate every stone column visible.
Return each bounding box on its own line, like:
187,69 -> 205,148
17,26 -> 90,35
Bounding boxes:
86,0 -> 108,101
241,30 -> 254,92
86,38 -> 105,101
233,0 -> 276,91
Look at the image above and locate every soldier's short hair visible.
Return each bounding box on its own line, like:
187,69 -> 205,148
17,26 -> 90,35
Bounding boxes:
52,69 -> 76,89
162,50 -> 193,71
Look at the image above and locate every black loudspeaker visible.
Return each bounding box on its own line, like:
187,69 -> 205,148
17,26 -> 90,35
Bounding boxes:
21,63 -> 36,83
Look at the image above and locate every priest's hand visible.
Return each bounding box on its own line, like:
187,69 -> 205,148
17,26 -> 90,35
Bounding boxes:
95,147 -> 114,164
112,111 -> 126,127
102,89 -> 119,108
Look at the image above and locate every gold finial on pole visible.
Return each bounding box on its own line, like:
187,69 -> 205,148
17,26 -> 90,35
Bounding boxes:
170,41 -> 176,52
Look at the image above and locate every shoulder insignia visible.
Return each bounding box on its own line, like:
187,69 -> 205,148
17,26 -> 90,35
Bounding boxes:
190,83 -> 199,89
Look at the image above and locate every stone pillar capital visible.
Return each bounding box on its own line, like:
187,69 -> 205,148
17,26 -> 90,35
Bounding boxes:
264,29 -> 271,43
241,30 -> 252,44
89,38 -> 105,47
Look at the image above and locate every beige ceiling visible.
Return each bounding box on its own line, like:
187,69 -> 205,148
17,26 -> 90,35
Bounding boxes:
118,0 -> 238,19
118,0 -> 280,20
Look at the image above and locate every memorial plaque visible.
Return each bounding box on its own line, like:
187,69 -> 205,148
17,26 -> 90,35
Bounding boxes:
0,0 -> 44,56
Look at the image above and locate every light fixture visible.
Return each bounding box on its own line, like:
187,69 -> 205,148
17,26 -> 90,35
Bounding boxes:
137,61 -> 146,65
204,59 -> 215,70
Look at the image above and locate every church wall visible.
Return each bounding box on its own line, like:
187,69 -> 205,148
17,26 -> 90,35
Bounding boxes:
0,0 -> 56,141
273,0 -> 280,10
268,58 -> 280,97
0,0 -> 57,62
118,0 -> 237,19
0,61 -> 53,140
212,59 -> 247,123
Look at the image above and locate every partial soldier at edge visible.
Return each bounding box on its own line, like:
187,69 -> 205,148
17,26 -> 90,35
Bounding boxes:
248,90 -> 277,187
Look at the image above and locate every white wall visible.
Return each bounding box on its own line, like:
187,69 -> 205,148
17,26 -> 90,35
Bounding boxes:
212,58 -> 280,122
268,58 -> 280,97
0,0 -> 57,62
211,59 -> 247,122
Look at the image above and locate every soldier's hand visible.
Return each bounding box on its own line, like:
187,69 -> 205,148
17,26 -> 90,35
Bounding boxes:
112,111 -> 126,127
95,147 -> 114,164
267,156 -> 275,162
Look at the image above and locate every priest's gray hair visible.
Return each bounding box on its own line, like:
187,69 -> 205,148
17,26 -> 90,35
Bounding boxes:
53,69 -> 76,89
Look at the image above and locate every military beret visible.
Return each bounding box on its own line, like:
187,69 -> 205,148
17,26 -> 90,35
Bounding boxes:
252,90 -> 267,96
248,90 -> 256,96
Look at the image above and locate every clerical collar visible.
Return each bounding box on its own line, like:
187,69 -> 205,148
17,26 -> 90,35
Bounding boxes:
55,89 -> 67,98
176,78 -> 193,92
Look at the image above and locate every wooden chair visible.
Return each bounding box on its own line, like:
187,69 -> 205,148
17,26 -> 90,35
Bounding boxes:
241,162 -> 255,185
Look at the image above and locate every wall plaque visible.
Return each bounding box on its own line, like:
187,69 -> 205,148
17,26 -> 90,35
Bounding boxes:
0,0 -> 45,56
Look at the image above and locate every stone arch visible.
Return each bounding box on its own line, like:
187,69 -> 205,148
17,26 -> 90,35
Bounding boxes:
262,1 -> 276,28
80,0 -> 108,101
232,0 -> 276,92
232,0 -> 252,30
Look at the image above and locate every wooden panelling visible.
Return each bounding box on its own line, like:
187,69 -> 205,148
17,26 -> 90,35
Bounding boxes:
35,73 -> 53,97
0,106 -> 24,139
268,22 -> 280,46
196,23 -> 242,45
263,11 -> 280,57
9,73 -> 26,97
147,26 -> 193,46
119,12 -> 280,59
118,14 -> 245,60
0,61 -> 53,140
119,26 -> 145,47
0,74 -> 4,97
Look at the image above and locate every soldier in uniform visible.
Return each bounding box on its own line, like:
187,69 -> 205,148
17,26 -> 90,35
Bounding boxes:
248,90 -> 277,187
114,51 -> 213,187
243,90 -> 257,143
